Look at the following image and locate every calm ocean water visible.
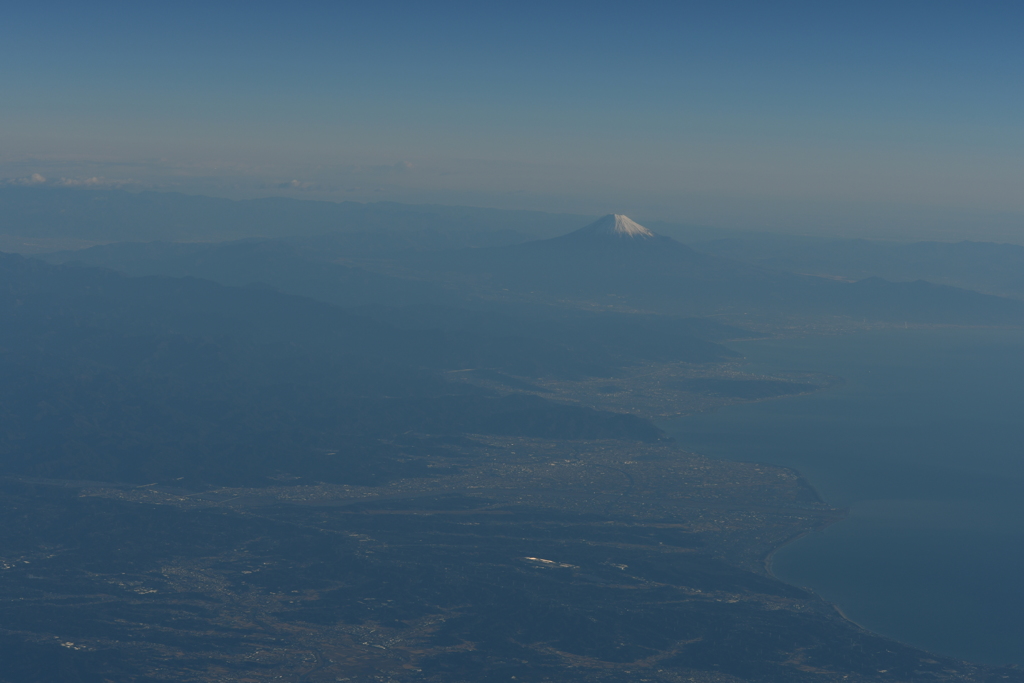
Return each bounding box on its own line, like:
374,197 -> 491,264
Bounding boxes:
662,328 -> 1024,666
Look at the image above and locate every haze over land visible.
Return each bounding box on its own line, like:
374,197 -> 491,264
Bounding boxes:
2,187 -> 1024,680
3,2 -> 1024,681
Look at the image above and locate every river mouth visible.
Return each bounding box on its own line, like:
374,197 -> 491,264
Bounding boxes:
661,327 -> 1024,667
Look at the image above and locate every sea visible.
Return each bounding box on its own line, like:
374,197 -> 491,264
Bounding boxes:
662,327 -> 1024,666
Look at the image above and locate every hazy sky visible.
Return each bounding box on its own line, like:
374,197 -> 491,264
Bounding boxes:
3,1 -> 1023,240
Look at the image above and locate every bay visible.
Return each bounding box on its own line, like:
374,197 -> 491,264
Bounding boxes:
661,328 -> 1024,666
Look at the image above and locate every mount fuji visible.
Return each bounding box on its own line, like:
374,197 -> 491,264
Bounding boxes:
538,214 -> 683,252
571,214 -> 655,238
399,214 -> 1024,325
44,209 -> 1024,326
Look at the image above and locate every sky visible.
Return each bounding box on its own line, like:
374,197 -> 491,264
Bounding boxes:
3,1 -> 1023,241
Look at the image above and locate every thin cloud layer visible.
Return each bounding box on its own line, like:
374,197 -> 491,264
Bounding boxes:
2,174 -> 139,188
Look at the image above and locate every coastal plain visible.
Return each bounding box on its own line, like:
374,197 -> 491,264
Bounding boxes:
1,430 -> 1015,683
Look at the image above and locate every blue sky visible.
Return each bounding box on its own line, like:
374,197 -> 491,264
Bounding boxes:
3,1 -> 1023,239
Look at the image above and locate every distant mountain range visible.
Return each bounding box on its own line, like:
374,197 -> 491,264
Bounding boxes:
36,211 -> 1024,328
7,187 -> 1024,308
692,234 -> 1024,300
0,186 -> 591,245
390,214 -> 1024,325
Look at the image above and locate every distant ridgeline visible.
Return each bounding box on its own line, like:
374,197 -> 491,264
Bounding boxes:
6,186 -> 1024,312
0,186 -> 593,244
32,205 -> 1024,327
692,234 -> 1024,301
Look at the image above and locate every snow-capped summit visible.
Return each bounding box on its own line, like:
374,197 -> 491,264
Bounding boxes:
576,214 -> 655,238
525,211 -> 682,255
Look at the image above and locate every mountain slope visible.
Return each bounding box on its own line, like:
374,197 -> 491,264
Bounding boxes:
400,215 -> 1024,325
41,238 -> 461,308
38,239 -> 742,367
0,253 -> 668,486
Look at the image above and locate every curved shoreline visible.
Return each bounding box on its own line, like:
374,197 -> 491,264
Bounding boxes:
676,386 -> 956,659
661,328 -> 1024,670
759,472 -> 954,663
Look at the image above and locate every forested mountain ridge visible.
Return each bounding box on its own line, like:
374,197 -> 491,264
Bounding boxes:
0,252 -> 669,486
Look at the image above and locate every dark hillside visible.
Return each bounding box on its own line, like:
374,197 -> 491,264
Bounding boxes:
0,254 -> 665,486
42,238 -> 460,308
39,240 -> 743,366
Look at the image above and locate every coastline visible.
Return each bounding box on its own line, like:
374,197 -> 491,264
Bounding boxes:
760,468 -> 962,666
663,327 -> 1024,668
